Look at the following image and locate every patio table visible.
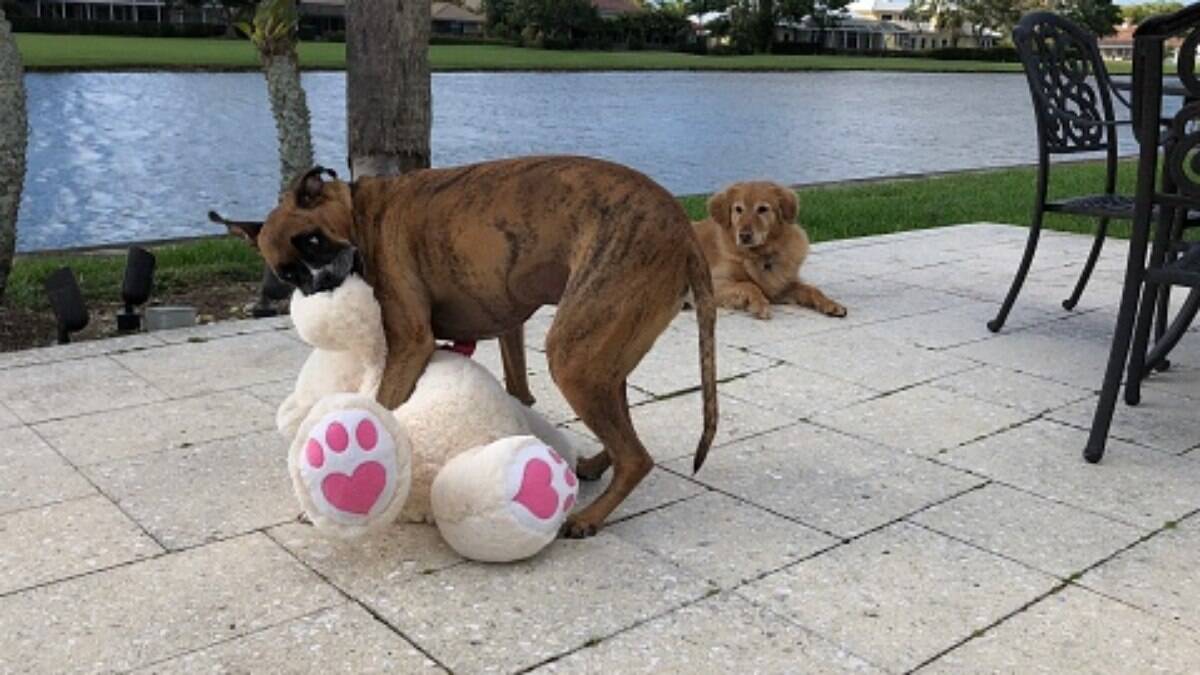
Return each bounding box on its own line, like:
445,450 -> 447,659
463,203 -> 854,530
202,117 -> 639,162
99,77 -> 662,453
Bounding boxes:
1084,6 -> 1200,462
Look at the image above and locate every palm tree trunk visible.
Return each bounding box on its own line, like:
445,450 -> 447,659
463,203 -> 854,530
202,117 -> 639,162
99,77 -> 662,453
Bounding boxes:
261,49 -> 314,191
0,9 -> 26,302
346,0 -> 432,178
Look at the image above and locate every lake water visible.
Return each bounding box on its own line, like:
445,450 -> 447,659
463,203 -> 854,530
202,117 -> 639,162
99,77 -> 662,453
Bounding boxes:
17,70 -> 1130,252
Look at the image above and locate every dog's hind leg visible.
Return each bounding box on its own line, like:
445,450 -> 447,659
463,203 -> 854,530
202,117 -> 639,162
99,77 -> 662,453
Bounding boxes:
572,384 -> 631,482
499,326 -> 536,406
546,271 -> 681,538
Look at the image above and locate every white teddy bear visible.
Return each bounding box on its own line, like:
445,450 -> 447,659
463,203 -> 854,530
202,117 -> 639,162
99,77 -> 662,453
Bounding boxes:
279,275 -> 579,562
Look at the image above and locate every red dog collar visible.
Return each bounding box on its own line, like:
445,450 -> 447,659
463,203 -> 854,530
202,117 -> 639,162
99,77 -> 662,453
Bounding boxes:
437,340 -> 477,358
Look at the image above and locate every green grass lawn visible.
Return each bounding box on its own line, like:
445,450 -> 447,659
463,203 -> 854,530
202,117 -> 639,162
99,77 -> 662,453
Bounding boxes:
5,159 -> 1137,314
13,33 -> 1049,73
6,238 -> 262,312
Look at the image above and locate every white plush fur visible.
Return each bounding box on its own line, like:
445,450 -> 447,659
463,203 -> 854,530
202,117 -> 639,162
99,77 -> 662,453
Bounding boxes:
432,436 -> 570,562
394,351 -> 532,523
283,274 -> 577,561
278,276 -> 386,439
278,348 -> 366,439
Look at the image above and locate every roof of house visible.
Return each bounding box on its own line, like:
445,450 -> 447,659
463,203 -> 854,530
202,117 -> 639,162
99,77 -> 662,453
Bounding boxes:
431,2 -> 485,24
593,0 -> 641,16
845,0 -> 911,15
1098,22 -> 1136,46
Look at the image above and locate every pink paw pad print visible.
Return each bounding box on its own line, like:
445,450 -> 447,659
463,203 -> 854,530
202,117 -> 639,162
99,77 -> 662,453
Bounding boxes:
507,442 -> 579,532
298,410 -> 398,524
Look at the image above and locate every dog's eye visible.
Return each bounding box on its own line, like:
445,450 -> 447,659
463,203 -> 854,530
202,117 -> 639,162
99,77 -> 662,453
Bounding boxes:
756,205 -> 769,214
307,234 -> 321,248
733,205 -> 744,214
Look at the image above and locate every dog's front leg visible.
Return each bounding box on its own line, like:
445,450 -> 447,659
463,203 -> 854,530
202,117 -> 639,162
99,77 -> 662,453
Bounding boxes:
375,302 -> 437,410
499,326 -> 536,406
784,281 -> 847,318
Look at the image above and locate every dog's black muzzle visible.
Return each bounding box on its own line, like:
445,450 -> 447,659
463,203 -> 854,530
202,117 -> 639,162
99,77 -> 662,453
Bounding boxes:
292,246 -> 364,296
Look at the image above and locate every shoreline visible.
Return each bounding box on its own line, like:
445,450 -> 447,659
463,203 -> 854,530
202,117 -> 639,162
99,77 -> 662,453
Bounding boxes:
15,157 -> 1120,259
2,158 -> 1136,352
15,34 -> 1040,74
24,63 -> 1027,75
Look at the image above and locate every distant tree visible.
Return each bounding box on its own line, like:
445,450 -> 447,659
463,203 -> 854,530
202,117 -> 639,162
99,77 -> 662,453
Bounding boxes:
237,0 -> 313,192
511,0 -> 602,46
1052,0 -> 1122,36
613,6 -> 691,48
482,0 -> 517,35
959,0 -> 1023,39
1122,1 -> 1182,25
0,8 -> 25,301
908,0 -> 966,45
726,0 -> 759,52
777,0 -> 850,51
752,0 -> 776,51
685,0 -> 732,18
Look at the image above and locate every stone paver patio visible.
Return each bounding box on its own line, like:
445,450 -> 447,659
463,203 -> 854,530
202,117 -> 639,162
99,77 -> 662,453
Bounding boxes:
3,223 -> 1200,673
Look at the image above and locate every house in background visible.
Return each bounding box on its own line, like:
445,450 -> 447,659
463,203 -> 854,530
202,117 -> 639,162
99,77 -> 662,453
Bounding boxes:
1099,21 -> 1136,61
776,0 -> 999,52
431,2 -> 485,35
18,0 -> 168,22
15,0 -> 486,37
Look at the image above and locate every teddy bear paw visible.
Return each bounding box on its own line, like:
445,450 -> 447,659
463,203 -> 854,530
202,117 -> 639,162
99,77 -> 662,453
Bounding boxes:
507,442 -> 579,533
294,402 -> 407,532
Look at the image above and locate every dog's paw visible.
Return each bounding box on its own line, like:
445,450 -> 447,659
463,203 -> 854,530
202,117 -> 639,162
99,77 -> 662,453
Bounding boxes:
559,515 -> 600,539
297,409 -> 402,525
574,452 -> 610,481
508,443 -> 578,532
751,303 -> 773,320
509,389 -> 537,407
823,302 -> 848,318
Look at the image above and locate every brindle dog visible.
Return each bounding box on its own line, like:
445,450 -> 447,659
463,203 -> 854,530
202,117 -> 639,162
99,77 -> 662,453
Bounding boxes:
216,155 -> 718,537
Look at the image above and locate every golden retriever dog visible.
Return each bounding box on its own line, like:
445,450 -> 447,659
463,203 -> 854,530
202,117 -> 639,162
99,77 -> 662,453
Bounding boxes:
693,182 -> 846,320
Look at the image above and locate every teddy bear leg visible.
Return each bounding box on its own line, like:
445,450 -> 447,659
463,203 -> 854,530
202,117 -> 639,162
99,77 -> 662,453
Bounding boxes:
431,436 -> 578,562
289,393 -> 412,538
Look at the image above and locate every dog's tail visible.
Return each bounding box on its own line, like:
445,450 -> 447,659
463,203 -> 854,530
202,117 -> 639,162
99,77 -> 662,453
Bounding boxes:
685,232 -> 719,474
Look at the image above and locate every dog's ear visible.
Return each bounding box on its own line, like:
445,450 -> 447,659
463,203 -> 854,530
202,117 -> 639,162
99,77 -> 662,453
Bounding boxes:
293,166 -> 339,209
707,188 -> 732,228
773,185 -> 799,223
208,210 -> 263,248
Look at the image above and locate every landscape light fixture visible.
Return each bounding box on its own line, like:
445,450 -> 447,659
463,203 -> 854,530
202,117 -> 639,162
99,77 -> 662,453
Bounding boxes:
44,267 -> 89,345
252,267 -> 294,318
206,209 -> 286,318
117,246 -> 156,332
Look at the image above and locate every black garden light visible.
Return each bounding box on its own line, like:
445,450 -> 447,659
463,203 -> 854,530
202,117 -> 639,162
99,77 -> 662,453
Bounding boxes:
44,267 -> 89,345
252,267 -> 294,318
117,246 -> 156,332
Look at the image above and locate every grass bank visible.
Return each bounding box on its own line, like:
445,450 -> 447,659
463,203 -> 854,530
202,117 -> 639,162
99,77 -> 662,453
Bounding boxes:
6,159 -> 1134,315
13,33 -> 1047,73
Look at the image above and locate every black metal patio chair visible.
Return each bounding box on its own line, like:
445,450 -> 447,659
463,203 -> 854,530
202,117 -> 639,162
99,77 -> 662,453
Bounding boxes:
988,12 -> 1136,333
1084,3 -> 1200,462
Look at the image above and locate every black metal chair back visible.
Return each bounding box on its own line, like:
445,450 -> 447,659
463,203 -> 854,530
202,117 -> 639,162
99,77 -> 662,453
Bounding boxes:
1013,11 -> 1120,155
987,12 -> 1133,334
